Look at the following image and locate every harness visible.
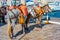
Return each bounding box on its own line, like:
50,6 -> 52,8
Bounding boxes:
30,6 -> 44,17
34,6 -> 44,15
10,10 -> 17,19
16,5 -> 28,16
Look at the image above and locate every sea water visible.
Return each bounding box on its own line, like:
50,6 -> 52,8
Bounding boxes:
44,10 -> 60,18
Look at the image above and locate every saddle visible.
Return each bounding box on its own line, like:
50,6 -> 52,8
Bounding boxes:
34,6 -> 44,15
16,4 -> 28,16
16,4 -> 29,24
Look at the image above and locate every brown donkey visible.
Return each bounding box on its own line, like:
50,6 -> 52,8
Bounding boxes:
25,4 -> 52,29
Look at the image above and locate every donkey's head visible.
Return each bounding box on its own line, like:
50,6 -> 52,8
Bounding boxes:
42,4 -> 52,13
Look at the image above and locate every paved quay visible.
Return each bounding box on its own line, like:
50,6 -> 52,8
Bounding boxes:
0,17 -> 60,40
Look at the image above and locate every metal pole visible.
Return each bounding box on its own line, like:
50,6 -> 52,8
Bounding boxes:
0,0 -> 2,7
47,13 -> 48,20
45,13 -> 49,24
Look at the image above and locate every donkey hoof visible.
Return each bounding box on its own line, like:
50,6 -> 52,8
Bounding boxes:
25,28 -> 30,33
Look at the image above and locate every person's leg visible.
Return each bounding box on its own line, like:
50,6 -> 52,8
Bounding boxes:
1,16 -> 3,23
0,17 -> 2,23
2,16 -> 5,23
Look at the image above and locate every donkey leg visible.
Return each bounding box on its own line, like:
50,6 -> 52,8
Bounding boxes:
25,13 -> 32,29
25,17 -> 29,31
11,19 -> 16,38
36,18 -> 39,24
11,26 -> 14,38
21,24 -> 25,34
36,17 -> 41,25
39,14 -> 44,27
36,14 -> 43,27
25,14 -> 32,33
38,17 -> 42,27
25,20 -> 29,33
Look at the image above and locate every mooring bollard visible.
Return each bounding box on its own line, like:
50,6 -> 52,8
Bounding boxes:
45,13 -> 49,24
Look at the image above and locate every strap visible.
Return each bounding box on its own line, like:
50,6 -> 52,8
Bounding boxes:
10,10 -> 17,18
18,7 -> 23,14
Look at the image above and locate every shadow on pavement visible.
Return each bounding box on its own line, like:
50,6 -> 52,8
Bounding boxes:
14,30 -> 23,38
15,24 -> 46,40
28,24 -> 46,32
0,23 -> 6,27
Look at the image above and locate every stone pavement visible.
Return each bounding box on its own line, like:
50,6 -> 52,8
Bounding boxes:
0,17 -> 60,40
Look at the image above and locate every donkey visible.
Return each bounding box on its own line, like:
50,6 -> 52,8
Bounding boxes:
25,4 -> 52,29
7,4 -> 29,38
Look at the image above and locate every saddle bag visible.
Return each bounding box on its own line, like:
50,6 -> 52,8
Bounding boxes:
18,13 -> 24,24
